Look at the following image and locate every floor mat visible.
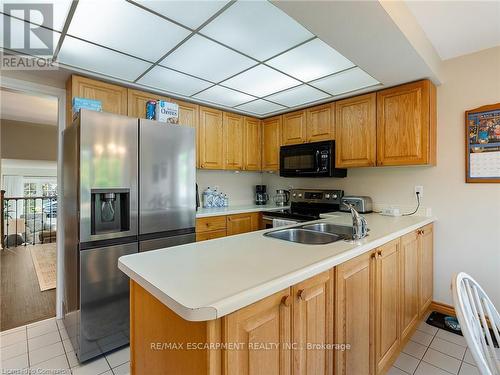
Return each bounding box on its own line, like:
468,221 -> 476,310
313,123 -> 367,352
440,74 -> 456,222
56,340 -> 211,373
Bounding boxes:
30,243 -> 57,291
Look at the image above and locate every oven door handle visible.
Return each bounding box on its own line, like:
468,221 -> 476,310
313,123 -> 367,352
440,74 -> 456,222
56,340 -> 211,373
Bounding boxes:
315,150 -> 320,172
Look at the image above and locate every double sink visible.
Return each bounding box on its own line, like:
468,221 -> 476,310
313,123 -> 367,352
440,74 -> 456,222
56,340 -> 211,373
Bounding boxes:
265,222 -> 362,245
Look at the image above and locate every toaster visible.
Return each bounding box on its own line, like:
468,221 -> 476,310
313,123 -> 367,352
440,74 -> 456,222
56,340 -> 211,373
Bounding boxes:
340,196 -> 373,213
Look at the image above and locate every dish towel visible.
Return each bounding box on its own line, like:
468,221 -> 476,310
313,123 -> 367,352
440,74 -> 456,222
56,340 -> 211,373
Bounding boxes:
272,219 -> 297,228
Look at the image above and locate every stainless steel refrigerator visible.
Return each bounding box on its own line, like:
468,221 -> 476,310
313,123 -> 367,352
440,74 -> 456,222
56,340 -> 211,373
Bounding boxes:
62,110 -> 195,362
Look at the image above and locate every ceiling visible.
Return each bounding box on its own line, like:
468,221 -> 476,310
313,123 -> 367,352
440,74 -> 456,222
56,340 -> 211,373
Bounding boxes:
406,0 -> 500,60
0,88 -> 58,126
1,0 -> 381,117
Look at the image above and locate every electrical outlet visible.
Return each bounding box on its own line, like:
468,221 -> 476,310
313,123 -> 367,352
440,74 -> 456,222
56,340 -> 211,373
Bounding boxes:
415,185 -> 424,197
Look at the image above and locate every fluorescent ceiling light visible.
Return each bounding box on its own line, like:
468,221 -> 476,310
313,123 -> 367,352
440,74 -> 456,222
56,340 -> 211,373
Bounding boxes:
223,65 -> 300,97
58,36 -> 151,81
200,0 -> 313,60
193,85 -> 255,107
135,0 -> 229,29
267,38 -> 355,82
138,65 -> 212,96
0,0 -> 72,31
266,85 -> 330,107
236,99 -> 285,115
68,0 -> 190,61
310,68 -> 379,96
160,35 -> 256,83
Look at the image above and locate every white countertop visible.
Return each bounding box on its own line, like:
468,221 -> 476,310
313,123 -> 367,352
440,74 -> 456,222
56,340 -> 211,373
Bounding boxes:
196,204 -> 289,218
119,213 -> 435,322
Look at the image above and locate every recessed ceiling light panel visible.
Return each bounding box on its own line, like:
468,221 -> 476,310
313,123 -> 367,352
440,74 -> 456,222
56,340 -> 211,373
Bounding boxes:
310,67 -> 379,96
200,0 -> 313,60
160,35 -> 256,83
58,36 -> 151,81
135,0 -> 230,29
236,99 -> 286,115
193,85 -> 255,107
68,0 -> 190,61
223,65 -> 300,97
266,85 -> 330,107
266,38 -> 355,82
138,65 -> 212,96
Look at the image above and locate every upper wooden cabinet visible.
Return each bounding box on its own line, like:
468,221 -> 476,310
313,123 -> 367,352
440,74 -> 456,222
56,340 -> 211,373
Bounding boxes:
292,270 -> 334,375
282,110 -> 307,145
199,106 -> 224,169
223,112 -> 244,170
127,88 -> 169,119
173,99 -> 199,128
336,93 -> 377,168
418,224 -> 434,316
374,239 -> 400,375
306,103 -> 335,142
223,288 -> 292,375
66,75 -> 127,125
262,116 -> 282,171
335,251 -> 374,375
377,80 -> 436,166
244,117 -> 262,171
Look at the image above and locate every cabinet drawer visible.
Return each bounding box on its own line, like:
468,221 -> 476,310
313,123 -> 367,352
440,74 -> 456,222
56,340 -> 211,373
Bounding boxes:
196,229 -> 227,242
196,216 -> 227,233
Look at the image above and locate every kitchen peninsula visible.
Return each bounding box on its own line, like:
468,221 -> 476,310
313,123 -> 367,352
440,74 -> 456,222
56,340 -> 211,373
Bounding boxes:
118,213 -> 435,375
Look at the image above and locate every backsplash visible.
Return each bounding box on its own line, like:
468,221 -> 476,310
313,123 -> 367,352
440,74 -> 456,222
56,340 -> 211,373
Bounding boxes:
196,170 -> 263,206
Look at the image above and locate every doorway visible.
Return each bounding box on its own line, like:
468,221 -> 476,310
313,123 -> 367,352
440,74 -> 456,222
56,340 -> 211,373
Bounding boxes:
1,87 -> 59,331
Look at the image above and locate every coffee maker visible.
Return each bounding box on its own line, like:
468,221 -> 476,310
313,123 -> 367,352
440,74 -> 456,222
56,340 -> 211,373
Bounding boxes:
255,185 -> 269,205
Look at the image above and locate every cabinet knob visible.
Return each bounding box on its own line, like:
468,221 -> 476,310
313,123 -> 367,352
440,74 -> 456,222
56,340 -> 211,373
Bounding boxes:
378,250 -> 382,256
281,295 -> 291,307
298,289 -> 307,301
371,252 -> 377,259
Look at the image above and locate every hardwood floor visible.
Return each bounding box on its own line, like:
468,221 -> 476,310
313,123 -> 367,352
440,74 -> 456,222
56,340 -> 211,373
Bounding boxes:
0,244 -> 56,331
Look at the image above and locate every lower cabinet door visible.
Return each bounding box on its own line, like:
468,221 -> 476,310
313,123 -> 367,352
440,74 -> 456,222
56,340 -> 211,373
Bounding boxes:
292,270 -> 334,375
419,224 -> 434,315
223,288 -> 292,375
226,213 -> 260,236
335,252 -> 375,375
400,231 -> 420,341
375,239 -> 400,374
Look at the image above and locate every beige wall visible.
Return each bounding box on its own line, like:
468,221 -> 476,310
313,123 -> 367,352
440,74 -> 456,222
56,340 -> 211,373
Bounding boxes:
265,46 -> 500,308
0,119 -> 58,161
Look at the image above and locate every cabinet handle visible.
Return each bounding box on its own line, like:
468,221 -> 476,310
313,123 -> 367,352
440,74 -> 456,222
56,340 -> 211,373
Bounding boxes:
281,295 -> 291,307
371,252 -> 377,259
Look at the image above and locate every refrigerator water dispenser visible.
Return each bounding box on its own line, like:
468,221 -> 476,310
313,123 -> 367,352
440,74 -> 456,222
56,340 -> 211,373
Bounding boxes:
91,188 -> 130,235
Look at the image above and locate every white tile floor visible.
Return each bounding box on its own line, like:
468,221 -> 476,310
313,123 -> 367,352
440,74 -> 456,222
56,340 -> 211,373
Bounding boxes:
0,315 -> 480,375
0,317 -> 129,375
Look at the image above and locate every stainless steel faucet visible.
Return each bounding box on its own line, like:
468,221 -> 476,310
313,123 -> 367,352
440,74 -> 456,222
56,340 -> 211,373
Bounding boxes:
343,202 -> 369,240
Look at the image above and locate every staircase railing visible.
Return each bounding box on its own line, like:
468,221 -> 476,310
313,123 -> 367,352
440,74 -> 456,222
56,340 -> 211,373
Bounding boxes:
2,192 -> 57,248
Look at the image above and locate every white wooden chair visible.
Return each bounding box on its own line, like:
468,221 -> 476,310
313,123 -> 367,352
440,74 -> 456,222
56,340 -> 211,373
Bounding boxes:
452,272 -> 500,375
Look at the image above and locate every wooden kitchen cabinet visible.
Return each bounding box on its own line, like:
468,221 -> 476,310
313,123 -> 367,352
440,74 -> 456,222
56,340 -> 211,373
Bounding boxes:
226,213 -> 260,236
335,251 -> 375,375
223,288 -> 292,375
377,80 -> 436,166
199,106 -> 224,169
292,270 -> 334,375
196,216 -> 227,243
66,75 -> 127,126
262,116 -> 282,171
306,103 -> 335,142
419,224 -> 434,316
282,110 -> 307,145
400,230 -> 420,341
335,93 -> 377,168
127,88 -> 169,118
244,117 -> 262,171
375,239 -> 400,375
223,112 -> 244,170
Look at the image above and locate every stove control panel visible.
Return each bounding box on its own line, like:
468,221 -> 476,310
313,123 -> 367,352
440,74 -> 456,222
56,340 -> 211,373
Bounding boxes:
290,189 -> 343,204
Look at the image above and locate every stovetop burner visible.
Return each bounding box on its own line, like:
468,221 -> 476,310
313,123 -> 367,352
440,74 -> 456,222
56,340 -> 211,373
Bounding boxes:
264,189 -> 344,222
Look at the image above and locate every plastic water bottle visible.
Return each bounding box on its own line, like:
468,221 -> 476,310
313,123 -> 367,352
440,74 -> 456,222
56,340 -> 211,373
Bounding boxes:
203,187 -> 213,208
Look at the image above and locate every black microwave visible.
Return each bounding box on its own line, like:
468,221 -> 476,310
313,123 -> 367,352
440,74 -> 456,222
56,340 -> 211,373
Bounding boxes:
279,140 -> 347,178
